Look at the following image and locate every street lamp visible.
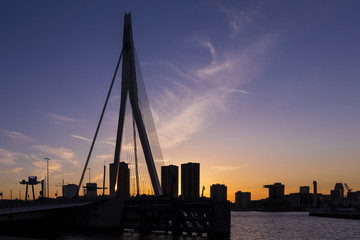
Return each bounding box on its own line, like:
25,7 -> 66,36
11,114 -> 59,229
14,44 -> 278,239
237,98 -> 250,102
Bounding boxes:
44,158 -> 50,198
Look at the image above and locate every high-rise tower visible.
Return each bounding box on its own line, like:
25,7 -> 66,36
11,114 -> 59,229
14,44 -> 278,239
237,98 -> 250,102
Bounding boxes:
181,162 -> 199,200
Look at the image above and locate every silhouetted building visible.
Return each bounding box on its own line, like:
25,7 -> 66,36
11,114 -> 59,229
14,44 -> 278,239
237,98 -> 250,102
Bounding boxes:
161,165 -> 178,198
313,181 -> 318,208
181,162 -> 199,200
300,186 -> 310,194
286,193 -> 300,208
62,184 -> 78,198
348,191 -> 360,201
264,183 -> 284,200
331,183 -> 344,201
85,183 -> 97,197
235,191 -> 251,209
210,184 -> 227,202
109,163 -> 116,197
299,186 -> 312,208
110,162 -> 129,197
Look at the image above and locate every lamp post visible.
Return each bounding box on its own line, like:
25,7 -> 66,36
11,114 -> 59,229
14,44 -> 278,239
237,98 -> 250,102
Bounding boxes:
44,158 -> 50,198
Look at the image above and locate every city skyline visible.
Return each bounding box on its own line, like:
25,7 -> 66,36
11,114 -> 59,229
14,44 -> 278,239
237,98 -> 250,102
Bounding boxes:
1,1 -> 360,201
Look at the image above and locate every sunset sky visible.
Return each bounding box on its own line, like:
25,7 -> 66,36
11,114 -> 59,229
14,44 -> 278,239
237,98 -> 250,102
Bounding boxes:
1,1 -> 360,201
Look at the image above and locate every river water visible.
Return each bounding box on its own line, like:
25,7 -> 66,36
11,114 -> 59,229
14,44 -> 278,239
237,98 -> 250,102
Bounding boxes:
3,212 -> 360,239
231,211 -> 360,239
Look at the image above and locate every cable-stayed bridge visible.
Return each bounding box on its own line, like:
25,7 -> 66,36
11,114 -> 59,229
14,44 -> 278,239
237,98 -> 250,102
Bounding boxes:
0,13 -> 230,238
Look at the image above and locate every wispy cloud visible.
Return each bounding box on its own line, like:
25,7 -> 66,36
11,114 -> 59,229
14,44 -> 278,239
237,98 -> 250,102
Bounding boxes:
219,3 -> 258,35
194,58 -> 234,80
212,164 -> 249,171
0,148 -> 19,164
32,145 -> 74,160
47,113 -> 77,124
158,93 -> 221,148
95,154 -> 113,161
152,33 -> 276,149
70,134 -> 92,143
25,154 -> 63,172
32,158 -> 62,171
0,129 -> 33,141
202,41 -> 216,61
70,134 -> 115,147
100,140 -> 115,146
11,167 -> 24,173
221,88 -> 256,95
91,173 -> 103,182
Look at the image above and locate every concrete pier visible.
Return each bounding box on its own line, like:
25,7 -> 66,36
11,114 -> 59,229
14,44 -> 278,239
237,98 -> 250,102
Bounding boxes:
121,196 -> 230,238
0,196 -> 230,238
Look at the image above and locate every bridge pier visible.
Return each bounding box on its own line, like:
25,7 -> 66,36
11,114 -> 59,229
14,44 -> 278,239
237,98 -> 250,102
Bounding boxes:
121,196 -> 230,238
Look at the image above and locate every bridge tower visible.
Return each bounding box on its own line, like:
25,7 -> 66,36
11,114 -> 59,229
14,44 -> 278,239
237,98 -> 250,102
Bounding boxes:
112,13 -> 162,197
77,13 -> 163,197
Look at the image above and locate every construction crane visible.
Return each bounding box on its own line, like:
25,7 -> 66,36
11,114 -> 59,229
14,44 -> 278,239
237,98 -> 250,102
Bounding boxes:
344,183 -> 352,193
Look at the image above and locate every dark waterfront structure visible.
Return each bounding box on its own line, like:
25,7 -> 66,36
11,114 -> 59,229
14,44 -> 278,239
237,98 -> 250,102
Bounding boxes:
210,184 -> 227,202
109,163 -> 117,197
62,184 -> 78,198
331,183 -> 344,200
235,191 -> 251,209
264,182 -> 285,200
19,176 -> 40,201
263,182 -> 286,210
313,181 -> 318,208
161,165 -> 178,198
300,186 -> 310,194
181,162 -> 200,200
85,183 -> 98,197
122,196 -> 230,237
110,162 -> 129,198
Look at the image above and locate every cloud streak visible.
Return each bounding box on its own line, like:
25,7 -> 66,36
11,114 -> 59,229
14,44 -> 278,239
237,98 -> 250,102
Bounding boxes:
151,32 -> 277,150
11,167 -> 23,173
70,134 -> 92,143
212,164 -> 249,171
91,173 -> 103,182
219,3 -> 258,35
70,134 -> 115,146
221,88 -> 256,95
0,129 -> 33,141
95,154 -> 113,161
47,113 -> 78,124
32,145 -> 74,160
0,148 -> 19,165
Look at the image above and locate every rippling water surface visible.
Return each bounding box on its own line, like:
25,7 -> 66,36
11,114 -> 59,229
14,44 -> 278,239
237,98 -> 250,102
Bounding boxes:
3,212 -> 360,239
231,211 -> 360,240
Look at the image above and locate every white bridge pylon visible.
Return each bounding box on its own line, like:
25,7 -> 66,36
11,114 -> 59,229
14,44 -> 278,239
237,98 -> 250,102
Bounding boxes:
112,13 -> 162,197
77,12 -> 163,197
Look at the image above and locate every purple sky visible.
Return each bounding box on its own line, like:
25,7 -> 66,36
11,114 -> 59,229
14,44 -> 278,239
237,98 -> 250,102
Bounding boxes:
1,0 -> 360,200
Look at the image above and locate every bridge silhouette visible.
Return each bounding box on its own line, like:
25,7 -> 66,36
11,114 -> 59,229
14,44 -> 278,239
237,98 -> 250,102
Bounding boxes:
77,11 -> 163,199
0,13 -> 230,238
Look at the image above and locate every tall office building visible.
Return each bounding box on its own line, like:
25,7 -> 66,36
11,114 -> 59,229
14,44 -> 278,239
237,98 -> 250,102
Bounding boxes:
299,186 -> 310,194
264,182 -> 285,200
109,162 -> 130,197
235,191 -> 251,209
313,181 -> 318,208
161,165 -> 179,198
181,162 -> 200,200
210,184 -> 227,202
331,182 -> 344,200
